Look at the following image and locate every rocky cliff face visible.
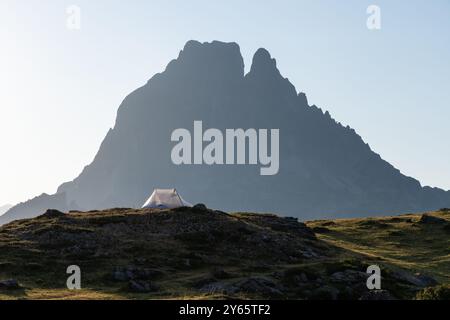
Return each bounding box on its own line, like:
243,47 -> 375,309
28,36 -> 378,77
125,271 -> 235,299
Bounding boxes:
2,40 -> 449,224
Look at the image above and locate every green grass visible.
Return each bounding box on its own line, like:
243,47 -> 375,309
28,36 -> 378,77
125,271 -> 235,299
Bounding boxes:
306,210 -> 450,283
0,208 -> 448,300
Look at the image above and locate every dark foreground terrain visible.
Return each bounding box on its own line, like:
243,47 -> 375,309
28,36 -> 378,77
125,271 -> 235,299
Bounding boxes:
0,206 -> 449,300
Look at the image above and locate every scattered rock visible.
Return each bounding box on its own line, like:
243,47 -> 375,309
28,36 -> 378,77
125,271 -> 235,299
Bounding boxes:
113,269 -> 129,281
299,273 -> 308,282
271,271 -> 284,279
339,283 -> 368,299
419,214 -> 447,225
112,266 -> 162,281
128,280 -> 158,293
193,203 -> 208,211
392,270 -> 438,287
359,290 -> 396,300
270,220 -> 316,239
134,257 -> 147,264
261,234 -> 272,243
315,277 -> 325,285
0,279 -> 20,290
292,272 -> 309,284
302,248 -> 319,258
413,273 -> 438,287
330,269 -> 367,283
234,277 -> 285,298
41,209 -> 65,218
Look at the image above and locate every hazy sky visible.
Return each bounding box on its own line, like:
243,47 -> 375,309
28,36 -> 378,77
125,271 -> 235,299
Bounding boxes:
1,0 -> 449,206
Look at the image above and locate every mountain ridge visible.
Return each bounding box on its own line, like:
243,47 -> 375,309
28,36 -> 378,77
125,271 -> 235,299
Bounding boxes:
2,40 -> 449,225
0,204 -> 12,217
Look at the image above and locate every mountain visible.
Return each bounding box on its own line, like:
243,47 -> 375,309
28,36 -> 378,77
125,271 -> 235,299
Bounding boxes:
0,204 -> 12,216
0,206 -> 448,299
2,40 -> 450,225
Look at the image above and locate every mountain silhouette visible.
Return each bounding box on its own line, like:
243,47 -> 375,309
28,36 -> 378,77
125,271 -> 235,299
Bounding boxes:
2,40 -> 449,225
0,204 -> 13,216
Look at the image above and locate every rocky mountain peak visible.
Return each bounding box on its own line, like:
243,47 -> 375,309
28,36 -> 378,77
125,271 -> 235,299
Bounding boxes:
249,48 -> 280,77
164,40 -> 245,81
2,40 -> 450,225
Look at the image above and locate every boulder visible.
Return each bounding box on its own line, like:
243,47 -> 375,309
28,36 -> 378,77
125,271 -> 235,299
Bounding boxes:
128,280 -> 158,293
42,209 -> 65,218
302,248 -> 319,258
234,277 -> 285,298
112,268 -> 130,281
193,203 -> 208,211
413,273 -> 438,287
419,214 -> 447,225
113,266 -> 162,281
0,279 -> 20,290
392,270 -> 438,287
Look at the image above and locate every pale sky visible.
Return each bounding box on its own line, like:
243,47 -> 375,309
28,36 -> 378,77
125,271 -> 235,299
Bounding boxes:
1,0 -> 449,206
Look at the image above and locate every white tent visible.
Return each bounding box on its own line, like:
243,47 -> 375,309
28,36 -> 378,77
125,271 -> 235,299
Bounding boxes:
142,189 -> 192,209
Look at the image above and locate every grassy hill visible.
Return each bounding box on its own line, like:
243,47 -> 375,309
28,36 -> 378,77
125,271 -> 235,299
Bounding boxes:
0,206 -> 449,300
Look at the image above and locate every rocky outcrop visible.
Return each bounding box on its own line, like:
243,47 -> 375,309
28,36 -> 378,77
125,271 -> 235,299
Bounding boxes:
0,279 -> 21,290
419,214 -> 448,225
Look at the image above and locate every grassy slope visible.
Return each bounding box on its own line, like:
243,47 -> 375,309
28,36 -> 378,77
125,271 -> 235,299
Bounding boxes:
0,207 -> 449,300
307,210 -> 450,283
